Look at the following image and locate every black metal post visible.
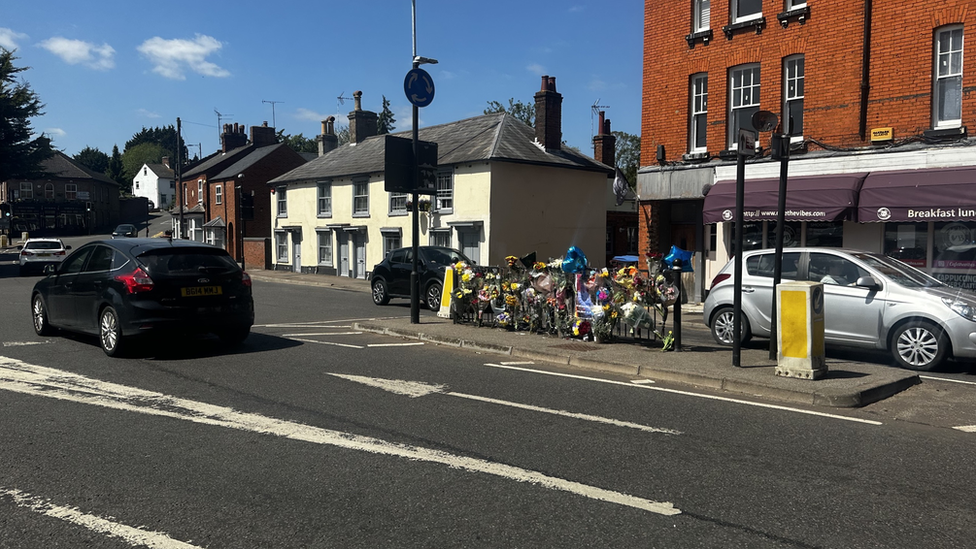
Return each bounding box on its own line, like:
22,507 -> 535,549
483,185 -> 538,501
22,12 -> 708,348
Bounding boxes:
732,150 -> 746,367
236,180 -> 245,271
673,259 -> 682,351
177,117 -> 185,239
410,62 -> 421,324
769,134 -> 790,359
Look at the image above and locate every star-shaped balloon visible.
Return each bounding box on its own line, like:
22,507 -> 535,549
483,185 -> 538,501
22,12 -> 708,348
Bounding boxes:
663,245 -> 693,272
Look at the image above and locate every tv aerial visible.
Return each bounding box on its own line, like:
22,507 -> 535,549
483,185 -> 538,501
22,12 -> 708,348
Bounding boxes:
214,108 -> 233,143
262,100 -> 284,128
337,91 -> 354,113
591,99 -> 610,136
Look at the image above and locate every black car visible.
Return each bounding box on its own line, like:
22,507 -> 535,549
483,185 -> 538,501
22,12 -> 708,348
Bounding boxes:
31,238 -> 254,356
370,246 -> 472,310
112,224 -> 139,238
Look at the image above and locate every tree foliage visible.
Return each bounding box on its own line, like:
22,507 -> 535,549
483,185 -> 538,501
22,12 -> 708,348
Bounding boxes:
125,125 -> 180,152
106,145 -> 125,188
484,98 -> 534,127
613,131 -> 640,188
276,130 -> 316,154
0,48 -> 54,181
377,95 -> 396,134
121,142 -> 170,195
73,146 -> 109,174
336,125 -> 350,146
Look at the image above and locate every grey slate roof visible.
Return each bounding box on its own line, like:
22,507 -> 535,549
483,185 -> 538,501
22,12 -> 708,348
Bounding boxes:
213,143 -> 293,180
43,151 -> 118,186
146,163 -> 175,178
182,145 -> 251,178
269,112 -> 612,185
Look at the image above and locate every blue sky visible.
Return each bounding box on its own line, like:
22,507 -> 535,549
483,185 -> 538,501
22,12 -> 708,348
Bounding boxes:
1,1 -> 643,161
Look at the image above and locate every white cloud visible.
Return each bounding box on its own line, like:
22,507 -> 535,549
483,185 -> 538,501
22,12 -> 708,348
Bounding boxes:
295,108 -> 331,122
527,63 -> 547,76
137,34 -> 230,80
44,128 -> 66,137
39,37 -> 115,70
137,108 -> 161,119
0,28 -> 28,50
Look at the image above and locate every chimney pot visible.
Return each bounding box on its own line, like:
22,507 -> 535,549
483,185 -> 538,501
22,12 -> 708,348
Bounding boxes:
353,91 -> 363,111
548,76 -> 556,92
540,75 -> 549,91
598,111 -> 606,135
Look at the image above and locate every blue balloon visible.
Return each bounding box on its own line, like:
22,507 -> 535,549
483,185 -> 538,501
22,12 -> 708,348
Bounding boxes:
562,246 -> 588,273
663,245 -> 694,272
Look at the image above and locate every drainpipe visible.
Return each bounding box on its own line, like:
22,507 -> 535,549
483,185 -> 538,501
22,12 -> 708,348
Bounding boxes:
859,0 -> 873,141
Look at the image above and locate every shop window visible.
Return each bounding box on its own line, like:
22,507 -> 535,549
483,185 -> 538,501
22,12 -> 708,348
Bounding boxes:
884,222 -> 928,268
728,64 -> 760,150
784,55 -> 804,141
934,25 -> 964,129
690,73 -> 708,152
804,222 -> 843,247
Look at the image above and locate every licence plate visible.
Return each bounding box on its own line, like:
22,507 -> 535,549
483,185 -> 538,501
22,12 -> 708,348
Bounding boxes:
37,253 -> 51,257
181,286 -> 223,297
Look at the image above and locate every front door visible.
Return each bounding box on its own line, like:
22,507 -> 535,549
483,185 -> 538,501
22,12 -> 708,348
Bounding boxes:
353,233 -> 366,279
292,235 -> 302,273
458,228 -> 480,264
339,233 -> 350,277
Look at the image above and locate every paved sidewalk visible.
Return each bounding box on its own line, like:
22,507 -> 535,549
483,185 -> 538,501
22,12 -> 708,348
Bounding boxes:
248,267 -> 919,408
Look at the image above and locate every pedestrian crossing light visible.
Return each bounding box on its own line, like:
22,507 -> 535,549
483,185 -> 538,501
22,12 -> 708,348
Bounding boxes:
0,203 -> 9,217
85,202 -> 92,212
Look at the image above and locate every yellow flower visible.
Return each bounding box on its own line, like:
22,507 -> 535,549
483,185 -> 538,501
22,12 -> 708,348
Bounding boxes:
462,273 -> 472,283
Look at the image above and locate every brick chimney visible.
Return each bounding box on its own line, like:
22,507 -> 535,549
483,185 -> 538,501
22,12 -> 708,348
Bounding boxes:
348,91 -> 378,144
221,123 -> 248,152
161,156 -> 170,169
317,116 -> 339,156
591,111 -> 616,166
534,75 -> 562,151
251,122 -> 277,147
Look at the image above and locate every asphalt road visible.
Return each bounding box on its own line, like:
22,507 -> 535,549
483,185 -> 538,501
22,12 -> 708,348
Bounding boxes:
1,265 -> 976,547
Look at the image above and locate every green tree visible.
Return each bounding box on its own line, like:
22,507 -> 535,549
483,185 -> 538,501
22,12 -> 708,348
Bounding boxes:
121,142 -> 170,195
105,145 -> 125,188
0,48 -> 54,181
484,98 -> 534,127
73,146 -> 109,174
336,125 -> 350,146
275,130 -> 316,154
377,95 -> 396,134
613,131 -> 640,188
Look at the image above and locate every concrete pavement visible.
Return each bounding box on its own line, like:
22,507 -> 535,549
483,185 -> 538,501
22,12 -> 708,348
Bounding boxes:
249,267 -> 921,408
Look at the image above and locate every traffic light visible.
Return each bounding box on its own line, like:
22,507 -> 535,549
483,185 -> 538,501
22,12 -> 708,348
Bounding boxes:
85,201 -> 92,212
0,202 -> 10,217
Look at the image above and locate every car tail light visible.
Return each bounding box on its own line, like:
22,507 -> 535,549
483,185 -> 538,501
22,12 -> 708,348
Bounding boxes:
115,267 -> 154,294
241,271 -> 252,288
709,273 -> 731,290
20,250 -> 31,257
54,250 -> 65,256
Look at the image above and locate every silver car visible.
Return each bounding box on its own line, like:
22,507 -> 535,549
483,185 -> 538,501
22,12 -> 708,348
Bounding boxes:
703,247 -> 976,371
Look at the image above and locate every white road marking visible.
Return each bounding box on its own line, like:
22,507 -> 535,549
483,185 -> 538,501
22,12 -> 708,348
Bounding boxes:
0,357 -> 680,516
254,317 -> 393,328
920,375 -> 976,386
499,361 -> 536,365
484,363 -> 883,426
281,332 -> 363,337
0,487 -> 203,549
366,342 -> 426,348
289,337 -> 364,349
953,425 -> 976,433
2,341 -> 50,347
329,373 -> 681,435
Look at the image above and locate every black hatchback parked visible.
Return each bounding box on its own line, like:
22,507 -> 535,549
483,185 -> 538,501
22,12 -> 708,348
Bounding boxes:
30,238 -> 254,356
370,246 -> 472,310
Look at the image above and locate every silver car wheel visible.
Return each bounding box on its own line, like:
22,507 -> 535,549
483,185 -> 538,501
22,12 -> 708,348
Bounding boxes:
895,326 -> 941,369
32,295 -> 52,336
710,307 -> 750,345
99,307 -> 124,357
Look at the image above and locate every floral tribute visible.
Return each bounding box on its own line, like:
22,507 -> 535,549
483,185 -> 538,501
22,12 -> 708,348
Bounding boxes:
448,247 -> 681,350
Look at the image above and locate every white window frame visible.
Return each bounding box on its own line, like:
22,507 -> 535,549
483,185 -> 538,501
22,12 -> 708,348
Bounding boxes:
276,187 -> 287,217
383,232 -> 402,257
353,179 -> 369,216
934,25 -> 964,129
430,229 -> 451,248
317,181 -> 332,216
435,169 -> 453,212
690,73 -> 708,153
784,55 -> 805,142
215,184 -> 222,205
389,192 -> 408,215
693,0 -> 710,33
317,230 -> 333,267
197,180 -> 204,203
44,183 -> 54,199
275,231 -> 288,262
20,182 -> 32,200
728,64 -> 761,150
787,0 -> 806,10
732,0 -> 762,23
65,184 -> 77,201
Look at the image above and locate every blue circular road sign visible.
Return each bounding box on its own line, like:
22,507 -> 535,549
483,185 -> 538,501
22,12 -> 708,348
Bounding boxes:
404,68 -> 435,108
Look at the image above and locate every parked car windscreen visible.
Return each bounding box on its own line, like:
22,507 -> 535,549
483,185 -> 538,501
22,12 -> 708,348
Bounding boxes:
25,241 -> 63,250
138,249 -> 240,275
425,247 -> 471,265
853,252 -> 944,289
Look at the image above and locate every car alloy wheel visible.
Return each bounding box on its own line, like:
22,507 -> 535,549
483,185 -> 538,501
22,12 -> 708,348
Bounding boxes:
710,307 -> 751,346
32,294 -> 52,336
892,321 -> 947,371
99,307 -> 126,357
372,279 -> 390,305
425,282 -> 443,310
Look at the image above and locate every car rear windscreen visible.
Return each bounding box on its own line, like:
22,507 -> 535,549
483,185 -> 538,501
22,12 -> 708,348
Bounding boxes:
26,242 -> 62,250
138,250 -> 240,275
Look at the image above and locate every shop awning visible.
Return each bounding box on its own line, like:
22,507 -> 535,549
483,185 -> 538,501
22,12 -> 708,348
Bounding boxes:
858,167 -> 976,222
703,173 -> 867,224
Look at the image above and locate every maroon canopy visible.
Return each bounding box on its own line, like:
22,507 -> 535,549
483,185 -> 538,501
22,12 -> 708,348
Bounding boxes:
858,167 -> 976,223
702,173 -> 867,224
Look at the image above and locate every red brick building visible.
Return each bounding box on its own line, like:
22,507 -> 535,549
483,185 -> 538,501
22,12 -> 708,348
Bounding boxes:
639,0 -> 976,299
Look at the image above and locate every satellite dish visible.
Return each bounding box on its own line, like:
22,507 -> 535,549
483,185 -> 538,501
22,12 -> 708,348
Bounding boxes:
752,110 -> 779,132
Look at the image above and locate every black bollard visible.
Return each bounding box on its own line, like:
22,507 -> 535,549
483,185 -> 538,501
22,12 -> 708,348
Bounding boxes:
673,259 -> 682,351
